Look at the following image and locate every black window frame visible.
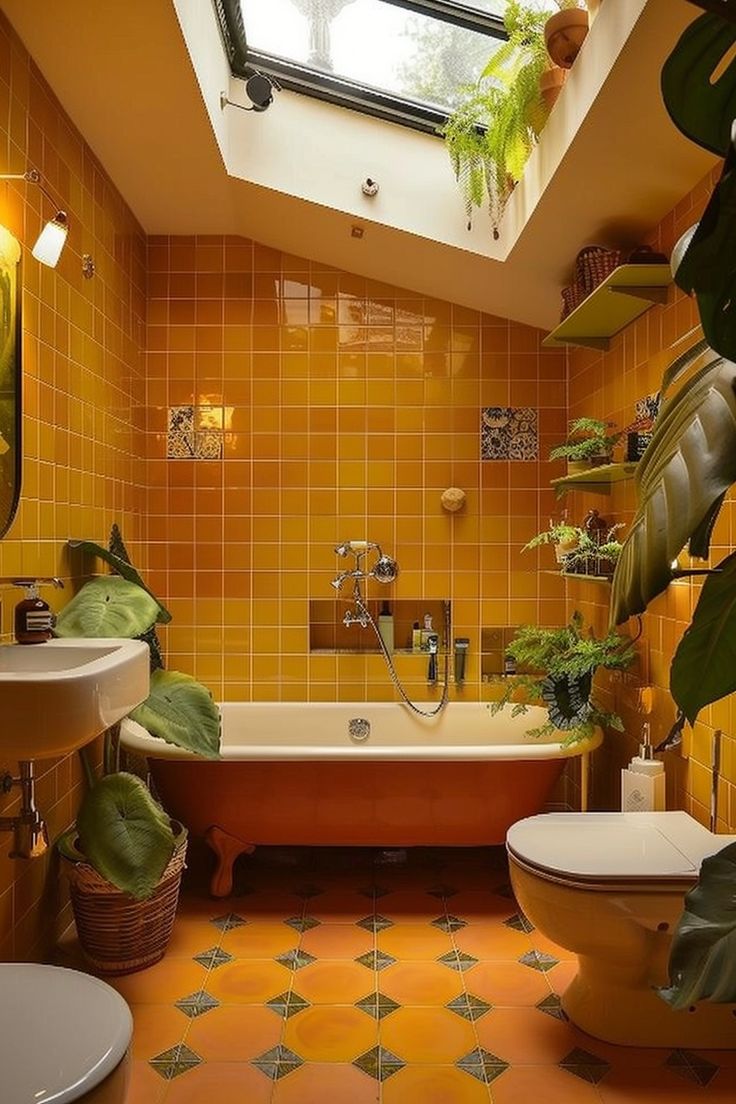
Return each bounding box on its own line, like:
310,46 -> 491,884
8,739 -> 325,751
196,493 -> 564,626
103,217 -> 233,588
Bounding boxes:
214,0 -> 507,134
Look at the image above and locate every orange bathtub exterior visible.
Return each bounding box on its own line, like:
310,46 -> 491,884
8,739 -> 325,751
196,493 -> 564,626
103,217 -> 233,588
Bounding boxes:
149,758 -> 565,895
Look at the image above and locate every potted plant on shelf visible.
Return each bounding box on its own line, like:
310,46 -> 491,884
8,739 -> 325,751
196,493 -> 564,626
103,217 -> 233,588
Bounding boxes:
562,521 -> 625,577
56,525 -> 220,975
522,519 -> 583,564
489,612 -> 636,744
545,2 -> 589,70
550,416 -> 622,473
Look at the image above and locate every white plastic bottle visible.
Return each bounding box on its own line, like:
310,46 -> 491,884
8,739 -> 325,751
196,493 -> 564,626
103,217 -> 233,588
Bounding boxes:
621,729 -> 665,812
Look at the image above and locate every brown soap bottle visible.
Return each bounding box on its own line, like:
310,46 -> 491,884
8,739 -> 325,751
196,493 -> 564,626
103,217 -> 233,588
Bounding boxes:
14,580 -> 55,643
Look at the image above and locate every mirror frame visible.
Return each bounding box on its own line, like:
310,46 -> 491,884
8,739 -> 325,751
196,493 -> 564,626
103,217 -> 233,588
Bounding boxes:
0,226 -> 22,540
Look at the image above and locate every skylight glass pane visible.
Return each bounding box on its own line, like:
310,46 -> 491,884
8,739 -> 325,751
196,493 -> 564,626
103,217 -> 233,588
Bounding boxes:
240,0 -> 504,112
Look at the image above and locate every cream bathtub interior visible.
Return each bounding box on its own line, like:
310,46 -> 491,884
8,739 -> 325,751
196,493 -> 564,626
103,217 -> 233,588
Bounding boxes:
121,702 -> 600,896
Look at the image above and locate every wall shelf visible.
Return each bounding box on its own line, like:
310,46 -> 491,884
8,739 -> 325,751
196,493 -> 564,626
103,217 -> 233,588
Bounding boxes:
543,570 -> 611,584
551,461 -> 638,495
543,264 -> 672,351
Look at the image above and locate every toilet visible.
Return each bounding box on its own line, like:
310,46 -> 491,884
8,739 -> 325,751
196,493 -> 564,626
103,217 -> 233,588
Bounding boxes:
0,963 -> 132,1103
507,811 -> 736,1047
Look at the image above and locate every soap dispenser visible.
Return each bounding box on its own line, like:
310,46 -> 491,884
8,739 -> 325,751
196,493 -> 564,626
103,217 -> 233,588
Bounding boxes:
13,578 -> 64,644
621,723 -> 665,812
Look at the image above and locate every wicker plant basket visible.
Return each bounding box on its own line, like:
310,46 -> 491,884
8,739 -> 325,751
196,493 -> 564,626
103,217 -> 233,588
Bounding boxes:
62,824 -> 187,976
575,245 -> 623,293
561,282 -> 587,319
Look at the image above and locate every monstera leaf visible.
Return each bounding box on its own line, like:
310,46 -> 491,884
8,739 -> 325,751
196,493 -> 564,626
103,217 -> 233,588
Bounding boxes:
130,669 -> 221,759
670,550 -> 736,724
68,538 -> 171,624
660,841 -> 736,1010
55,576 -> 160,639
661,12 -> 736,157
610,348 -> 736,624
62,773 -> 178,899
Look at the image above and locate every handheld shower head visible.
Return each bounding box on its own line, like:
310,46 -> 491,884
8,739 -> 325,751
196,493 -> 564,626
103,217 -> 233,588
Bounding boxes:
371,554 -> 400,584
330,571 -> 350,590
334,541 -> 352,558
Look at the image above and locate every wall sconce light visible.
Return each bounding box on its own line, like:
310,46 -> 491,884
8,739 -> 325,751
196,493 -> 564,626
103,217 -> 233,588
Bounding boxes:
0,168 -> 94,277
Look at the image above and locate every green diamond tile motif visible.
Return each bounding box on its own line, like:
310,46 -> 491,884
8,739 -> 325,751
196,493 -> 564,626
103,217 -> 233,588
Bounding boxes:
559,1047 -> 611,1085
536,994 -> 568,1022
252,1045 -> 304,1081
150,1043 -> 203,1081
356,914 -> 394,933
353,1045 -> 405,1081
427,884 -> 458,898
431,914 -> 467,933
446,993 -> 492,1021
355,992 -> 401,1020
665,1049 -> 719,1087
519,949 -> 559,972
193,946 -> 233,970
504,911 -> 535,933
355,949 -> 396,971
276,948 -> 316,970
496,881 -> 515,899
210,912 -> 247,931
266,990 -> 311,1019
284,915 -> 321,932
457,1047 -> 509,1084
437,949 -> 478,972
295,883 -> 323,899
175,990 -> 219,1019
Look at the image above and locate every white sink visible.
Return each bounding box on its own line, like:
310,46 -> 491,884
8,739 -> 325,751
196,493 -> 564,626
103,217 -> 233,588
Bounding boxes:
0,639 -> 150,761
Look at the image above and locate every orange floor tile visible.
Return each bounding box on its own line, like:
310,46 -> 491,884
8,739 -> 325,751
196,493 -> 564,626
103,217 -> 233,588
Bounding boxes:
83,845 -> 736,1103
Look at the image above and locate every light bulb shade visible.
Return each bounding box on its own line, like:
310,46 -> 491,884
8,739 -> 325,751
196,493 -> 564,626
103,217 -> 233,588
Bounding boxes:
32,211 -> 68,267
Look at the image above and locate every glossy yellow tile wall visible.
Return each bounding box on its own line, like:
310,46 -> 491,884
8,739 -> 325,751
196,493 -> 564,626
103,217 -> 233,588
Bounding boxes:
0,12 -> 147,958
145,238 -> 568,705
564,166 -> 736,829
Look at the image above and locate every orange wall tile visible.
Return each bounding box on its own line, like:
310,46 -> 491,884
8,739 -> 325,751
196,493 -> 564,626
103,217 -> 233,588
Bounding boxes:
0,12 -> 146,959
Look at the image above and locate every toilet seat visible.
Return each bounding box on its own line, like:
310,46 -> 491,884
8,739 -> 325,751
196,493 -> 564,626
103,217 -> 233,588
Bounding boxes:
507,811 -> 735,892
0,963 -> 132,1103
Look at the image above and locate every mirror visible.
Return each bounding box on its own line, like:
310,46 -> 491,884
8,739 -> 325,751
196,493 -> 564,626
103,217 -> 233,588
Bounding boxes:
0,226 -> 21,539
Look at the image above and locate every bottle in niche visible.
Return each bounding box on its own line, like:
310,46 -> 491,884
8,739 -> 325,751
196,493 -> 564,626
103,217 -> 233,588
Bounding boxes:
378,601 -> 394,654
421,612 -> 434,650
14,582 -> 53,644
411,621 -> 422,652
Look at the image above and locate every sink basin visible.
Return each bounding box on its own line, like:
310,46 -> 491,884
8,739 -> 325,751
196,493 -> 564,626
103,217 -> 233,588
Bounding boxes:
0,639 -> 150,761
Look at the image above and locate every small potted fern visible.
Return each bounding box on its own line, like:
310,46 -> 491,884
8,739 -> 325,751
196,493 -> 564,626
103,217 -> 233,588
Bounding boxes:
550,417 -> 621,473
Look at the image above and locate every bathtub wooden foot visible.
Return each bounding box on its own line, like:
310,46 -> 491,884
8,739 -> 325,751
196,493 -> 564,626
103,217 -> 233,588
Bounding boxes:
205,825 -> 255,897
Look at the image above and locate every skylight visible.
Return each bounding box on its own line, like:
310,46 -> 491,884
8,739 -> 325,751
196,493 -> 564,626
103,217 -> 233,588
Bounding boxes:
216,0 -> 508,131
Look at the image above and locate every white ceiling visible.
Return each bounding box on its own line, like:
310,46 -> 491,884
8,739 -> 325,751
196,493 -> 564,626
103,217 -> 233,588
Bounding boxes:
0,0 -> 714,330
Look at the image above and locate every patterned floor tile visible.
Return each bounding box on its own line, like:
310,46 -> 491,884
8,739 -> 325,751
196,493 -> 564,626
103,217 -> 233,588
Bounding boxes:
378,922 -> 454,961
163,1062 -> 273,1103
427,884 -> 458,898
356,913 -> 393,932
174,990 -> 220,1019
192,946 -> 233,970
251,1044 -> 304,1081
149,1043 -> 203,1081
456,1046 -> 509,1085
284,914 -> 321,933
210,912 -> 247,932
297,959 -> 377,1005
128,1004 -> 189,1060
494,1065 -> 601,1104
518,948 -> 559,972
295,883 -> 324,899
381,1007 -> 476,1064
355,991 -> 401,1020
284,1005 -> 378,1062
300,922 -> 373,959
108,958 -> 209,1004
464,962 -> 550,1006
266,990 -> 311,1019
271,1062 -> 381,1104
382,1064 -> 493,1103
356,949 -> 396,971
431,914 -> 467,933
454,920 -> 533,960
381,961 -> 464,1005
276,948 -> 316,970
221,922 -> 299,959
206,959 -> 292,1003
437,949 -> 479,972
504,911 -> 535,933
187,1004 -> 283,1062
446,993 -> 493,1021
559,1046 -> 611,1084
353,1044 -> 405,1081
666,1048 -> 720,1087
536,993 -> 568,1021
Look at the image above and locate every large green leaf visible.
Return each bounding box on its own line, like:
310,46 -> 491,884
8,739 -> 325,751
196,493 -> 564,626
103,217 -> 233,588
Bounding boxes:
671,551 -> 736,723
660,841 -> 736,1010
610,349 -> 736,624
661,12 -> 736,157
130,669 -> 221,759
68,539 -> 171,624
75,773 -> 177,899
54,576 -> 160,639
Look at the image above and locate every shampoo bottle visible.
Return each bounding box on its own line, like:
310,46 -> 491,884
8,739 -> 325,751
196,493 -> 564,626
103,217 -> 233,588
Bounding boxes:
411,621 -> 422,652
14,581 -> 54,644
378,601 -> 394,654
621,725 -> 665,812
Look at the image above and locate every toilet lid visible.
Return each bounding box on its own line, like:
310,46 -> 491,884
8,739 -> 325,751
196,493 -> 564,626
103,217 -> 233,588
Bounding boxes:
507,811 -> 736,883
0,964 -> 132,1103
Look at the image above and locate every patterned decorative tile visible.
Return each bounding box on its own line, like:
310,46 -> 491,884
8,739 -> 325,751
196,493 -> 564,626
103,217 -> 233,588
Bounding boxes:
295,883 -> 324,899
437,950 -> 478,972
353,1045 -> 405,1081
149,1043 -> 203,1081
210,913 -> 247,932
536,993 -> 568,1022
456,1046 -> 509,1084
285,915 -> 321,933
496,881 -> 515,899
166,405 -> 195,459
194,430 -> 223,459
355,949 -> 396,971
276,948 -> 316,970
356,914 -> 394,933
481,407 -> 538,461
354,992 -> 400,1020
504,911 -> 535,933
266,990 -> 311,1019
174,990 -> 220,1019
193,946 -> 233,970
635,391 -> 661,425
518,949 -> 559,972
427,884 -> 458,898
559,1047 -> 611,1085
446,993 -> 492,1022
665,1048 -> 719,1087
431,915 -> 467,933
251,1044 -> 304,1081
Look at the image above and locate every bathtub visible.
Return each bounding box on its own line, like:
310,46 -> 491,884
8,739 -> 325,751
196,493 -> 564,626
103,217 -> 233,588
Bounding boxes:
120,702 -> 600,897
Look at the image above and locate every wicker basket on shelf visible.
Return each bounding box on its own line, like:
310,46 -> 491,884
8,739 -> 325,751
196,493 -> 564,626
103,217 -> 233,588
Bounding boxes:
575,245 -> 623,294
62,824 -> 187,976
561,282 -> 587,320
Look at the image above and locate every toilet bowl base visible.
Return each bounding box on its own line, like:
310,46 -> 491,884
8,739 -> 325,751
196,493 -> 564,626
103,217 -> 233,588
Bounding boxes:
563,967 -> 736,1048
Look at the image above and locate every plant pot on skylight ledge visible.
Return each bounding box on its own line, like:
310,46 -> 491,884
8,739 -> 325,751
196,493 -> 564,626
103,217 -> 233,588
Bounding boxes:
545,4 -> 589,70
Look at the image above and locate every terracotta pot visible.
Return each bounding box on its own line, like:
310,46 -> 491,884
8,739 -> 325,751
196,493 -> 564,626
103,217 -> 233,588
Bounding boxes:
545,9 -> 590,69
540,66 -> 567,111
